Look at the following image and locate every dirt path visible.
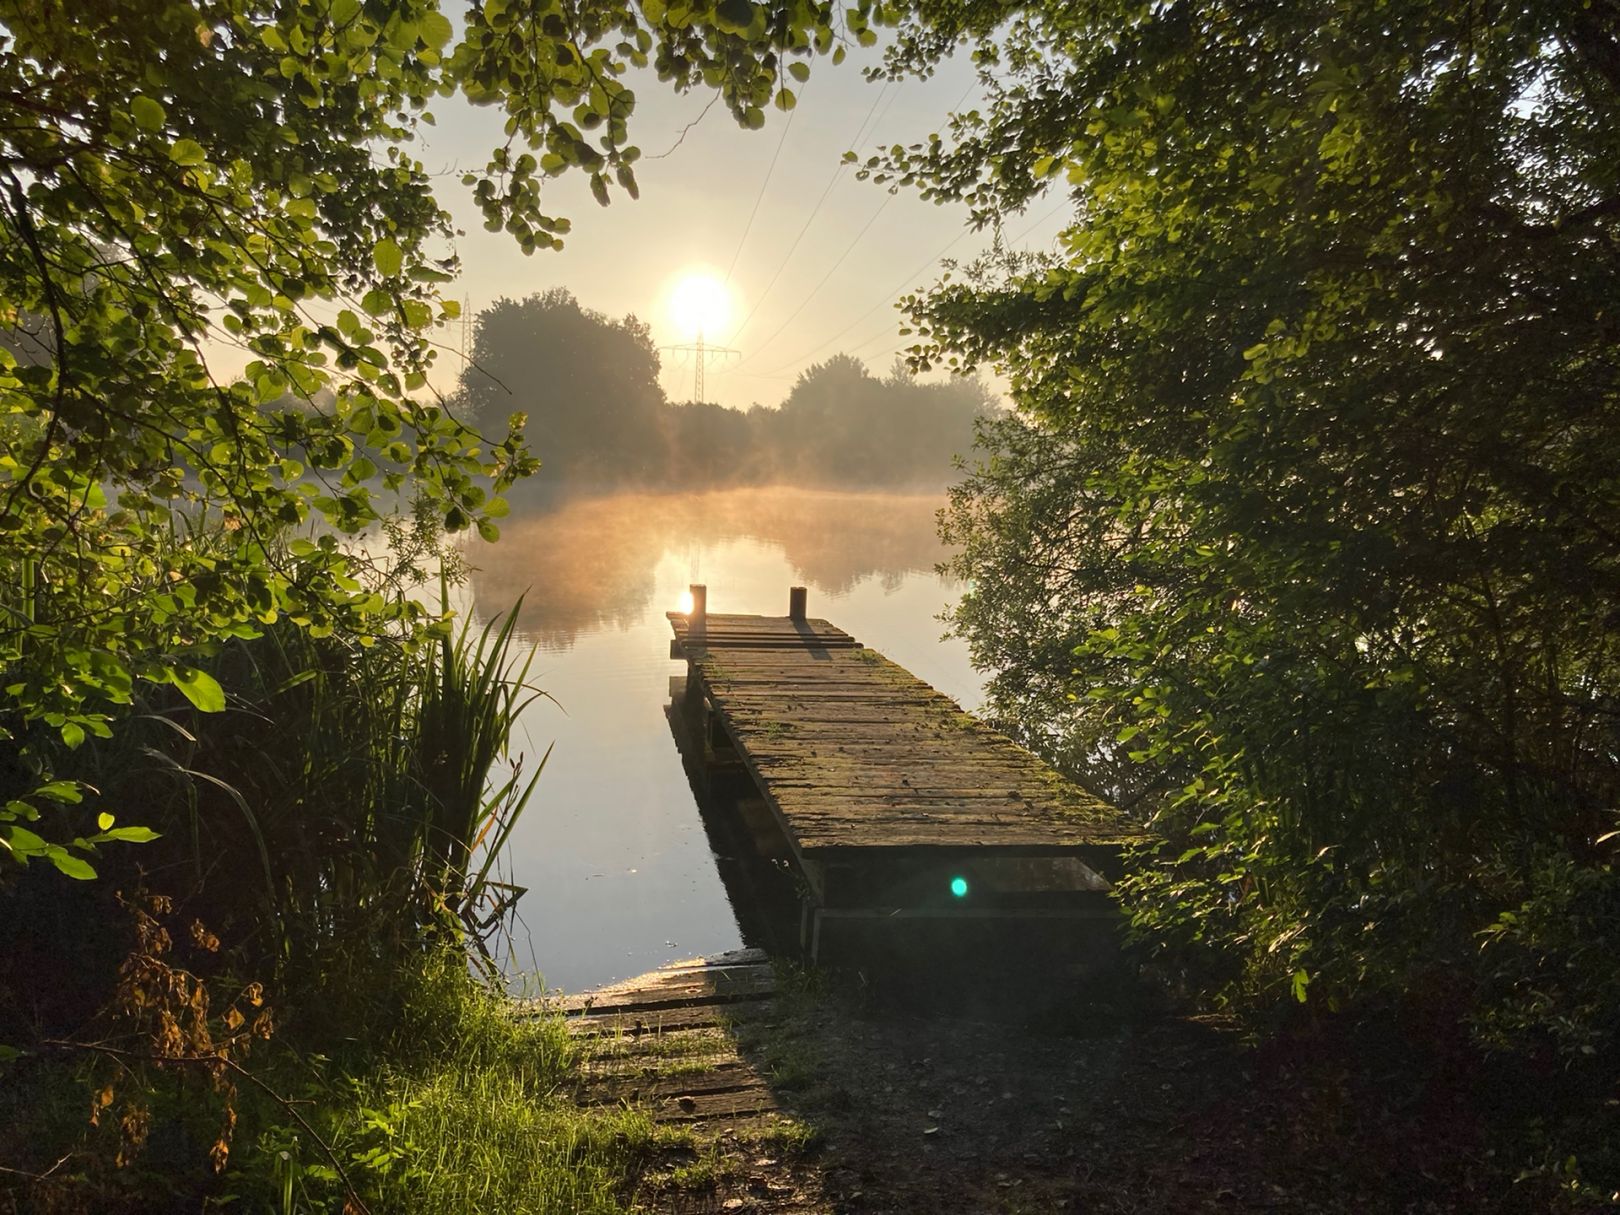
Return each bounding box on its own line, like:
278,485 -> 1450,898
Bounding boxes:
559,952 -> 1594,1214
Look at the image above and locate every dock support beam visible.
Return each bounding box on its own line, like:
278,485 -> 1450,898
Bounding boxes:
689,583 -> 706,634
788,585 -> 807,622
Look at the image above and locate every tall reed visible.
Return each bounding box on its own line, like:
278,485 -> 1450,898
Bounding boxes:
412,585 -> 548,938
46,587 -> 548,981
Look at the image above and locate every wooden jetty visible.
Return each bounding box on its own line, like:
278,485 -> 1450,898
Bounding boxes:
667,586 -> 1139,967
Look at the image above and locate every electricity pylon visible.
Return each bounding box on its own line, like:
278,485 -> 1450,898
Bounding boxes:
661,327 -> 739,404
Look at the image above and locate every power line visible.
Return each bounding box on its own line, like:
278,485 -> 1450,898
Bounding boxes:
1009,196 -> 1073,245
726,73 -> 985,375
739,223 -> 978,377
729,191 -> 895,368
742,193 -> 1076,379
724,79 -> 807,285
727,80 -> 892,348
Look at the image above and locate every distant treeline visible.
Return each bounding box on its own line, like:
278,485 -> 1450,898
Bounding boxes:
453,290 -> 996,490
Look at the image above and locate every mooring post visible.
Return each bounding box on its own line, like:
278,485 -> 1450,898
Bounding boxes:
789,585 -> 807,622
686,586 -> 706,638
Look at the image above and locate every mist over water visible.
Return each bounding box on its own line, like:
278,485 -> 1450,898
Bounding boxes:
464,486 -> 982,991
471,485 -> 957,648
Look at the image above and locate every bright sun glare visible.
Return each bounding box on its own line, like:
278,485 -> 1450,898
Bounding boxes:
667,272 -> 733,341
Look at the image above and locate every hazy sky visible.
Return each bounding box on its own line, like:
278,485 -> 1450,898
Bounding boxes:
418,43 -> 1072,412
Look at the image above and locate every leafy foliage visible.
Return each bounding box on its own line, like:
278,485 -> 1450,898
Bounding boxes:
0,0 -> 896,869
884,0 -> 1620,1050
1,938 -> 653,1214
0,583 -> 573,1207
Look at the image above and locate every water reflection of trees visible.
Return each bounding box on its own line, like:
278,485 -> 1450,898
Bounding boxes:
467,487 -> 954,650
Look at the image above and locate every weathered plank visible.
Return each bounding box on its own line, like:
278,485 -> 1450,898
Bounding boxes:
556,963 -> 776,1016
670,613 -> 857,646
565,999 -> 777,1038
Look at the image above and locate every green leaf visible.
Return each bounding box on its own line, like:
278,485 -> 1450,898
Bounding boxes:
131,95 -> 166,132
97,812 -> 115,831
373,238 -> 403,277
171,666 -> 226,713
170,138 -> 207,166
49,851 -> 96,881
101,826 -> 161,844
715,0 -> 754,32
419,11 -> 453,49
4,826 -> 48,859
1290,969 -> 1310,1004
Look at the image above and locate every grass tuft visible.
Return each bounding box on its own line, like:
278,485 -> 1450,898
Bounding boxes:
258,949 -> 654,1214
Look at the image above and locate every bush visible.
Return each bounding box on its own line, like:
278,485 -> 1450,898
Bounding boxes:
1475,853 -> 1620,1064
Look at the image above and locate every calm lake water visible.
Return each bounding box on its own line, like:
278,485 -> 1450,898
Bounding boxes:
460,486 -> 983,992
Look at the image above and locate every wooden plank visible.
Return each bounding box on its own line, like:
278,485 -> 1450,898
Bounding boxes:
673,612 -> 845,627
555,960 -> 776,1016
682,632 -> 855,642
763,785 -> 1084,804
564,998 -> 777,1038
588,1059 -> 758,1099
556,978 -> 775,1018
585,1052 -> 745,1080
565,949 -> 791,1131
680,625 -> 849,636
652,1084 -> 783,1123
798,825 -> 1135,849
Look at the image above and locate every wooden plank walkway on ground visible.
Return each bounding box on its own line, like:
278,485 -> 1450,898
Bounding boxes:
557,949 -> 787,1126
668,600 -> 1136,878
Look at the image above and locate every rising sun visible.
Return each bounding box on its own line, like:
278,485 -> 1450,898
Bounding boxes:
666,271 -> 734,341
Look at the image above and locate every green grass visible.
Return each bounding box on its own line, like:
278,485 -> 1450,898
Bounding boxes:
756,1117 -> 821,1155
587,1026 -> 732,1062
254,950 -> 660,1215
664,1141 -> 734,1189
314,1070 -> 649,1214
0,947 -> 663,1215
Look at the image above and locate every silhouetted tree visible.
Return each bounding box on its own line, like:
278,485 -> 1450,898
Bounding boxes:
460,290 -> 669,484
761,354 -> 992,487
658,400 -> 764,486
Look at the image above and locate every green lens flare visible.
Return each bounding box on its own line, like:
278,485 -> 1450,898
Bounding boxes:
950,876 -> 969,898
